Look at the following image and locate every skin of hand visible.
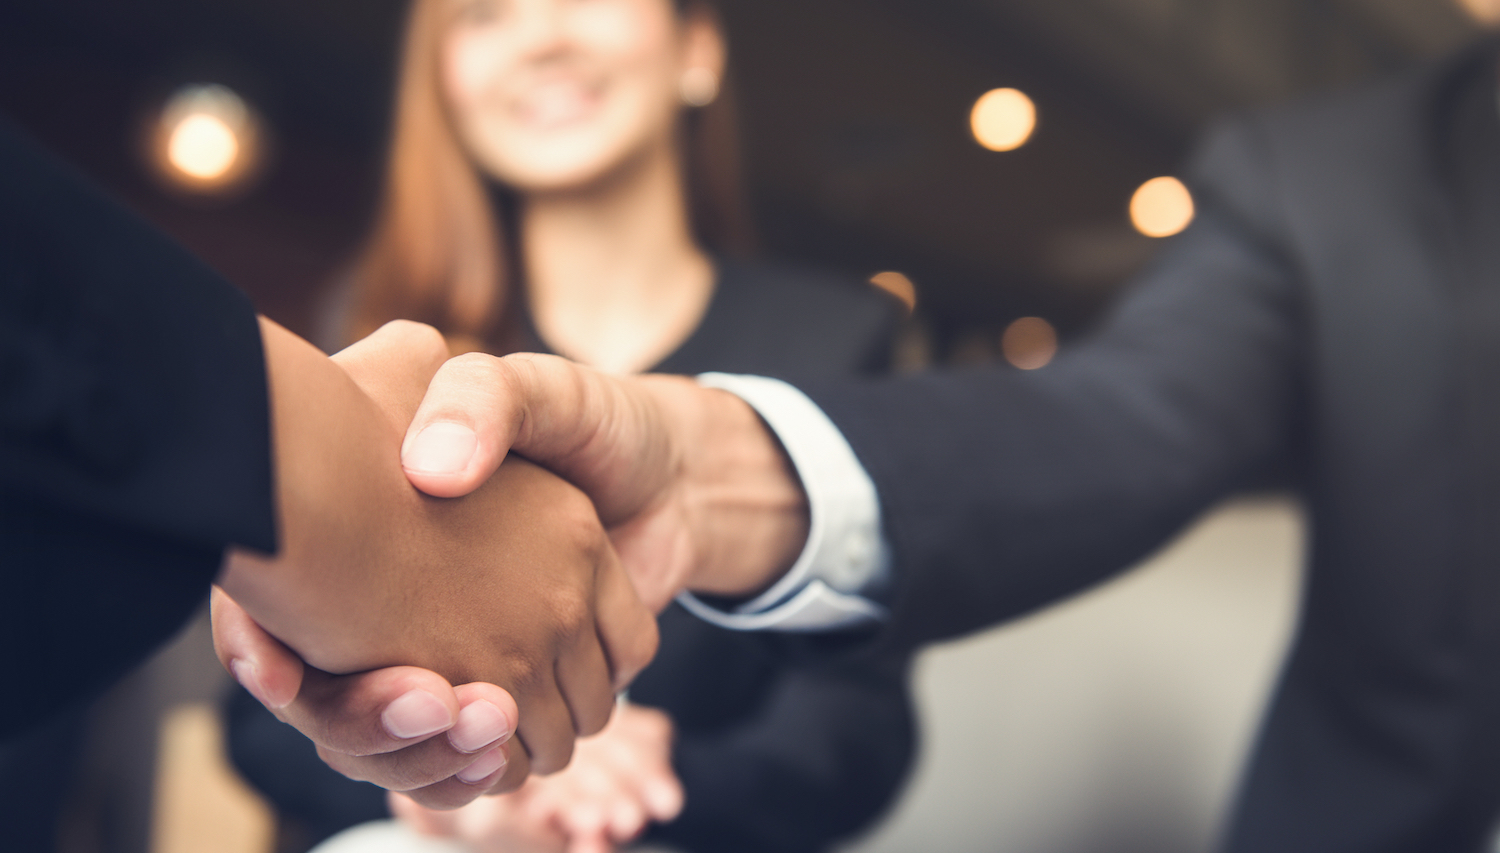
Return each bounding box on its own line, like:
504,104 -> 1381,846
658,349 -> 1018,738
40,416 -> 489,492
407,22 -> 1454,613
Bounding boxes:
213,320 -> 658,806
391,702 -> 684,853
399,351 -> 811,611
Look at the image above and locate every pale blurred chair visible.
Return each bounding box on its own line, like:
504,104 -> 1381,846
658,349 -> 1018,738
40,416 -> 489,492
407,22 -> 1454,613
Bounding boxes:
839,496 -> 1302,853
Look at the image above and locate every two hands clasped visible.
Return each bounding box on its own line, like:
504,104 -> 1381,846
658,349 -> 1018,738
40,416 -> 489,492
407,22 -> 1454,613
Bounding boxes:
211,320 -> 808,850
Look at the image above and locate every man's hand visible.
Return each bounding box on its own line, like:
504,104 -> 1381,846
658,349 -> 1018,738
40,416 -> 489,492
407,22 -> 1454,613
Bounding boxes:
391,702 -> 684,853
212,322 -> 658,805
397,353 -> 810,610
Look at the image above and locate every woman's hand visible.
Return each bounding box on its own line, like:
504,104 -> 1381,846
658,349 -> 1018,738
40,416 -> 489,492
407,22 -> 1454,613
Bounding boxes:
392,703 -> 685,853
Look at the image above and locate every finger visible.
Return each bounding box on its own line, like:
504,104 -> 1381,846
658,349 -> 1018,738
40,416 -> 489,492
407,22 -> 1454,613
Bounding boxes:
605,801 -> 647,845
591,545 -> 660,690
565,823 -> 615,853
446,683 -> 519,756
564,763 -> 646,844
211,586 -> 302,710
602,707 -> 682,821
543,760 -> 640,846
487,734 -> 533,795
331,320 -> 451,428
457,786 -> 569,853
555,633 -> 616,739
590,741 -> 681,825
283,665 -> 460,757
580,749 -> 654,839
389,791 -> 458,837
515,668 -> 579,776
554,783 -> 621,853
401,352 -> 536,498
637,768 -> 684,823
402,352 -> 649,504
337,740 -> 512,809
298,678 -> 524,798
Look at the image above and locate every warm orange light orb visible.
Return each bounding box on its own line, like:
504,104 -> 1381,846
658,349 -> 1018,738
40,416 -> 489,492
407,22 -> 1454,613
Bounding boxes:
167,113 -> 240,180
1130,176 -> 1195,238
154,84 -> 261,193
1457,0 -> 1500,25
869,271 -> 917,312
970,88 -> 1036,152
1001,317 -> 1057,370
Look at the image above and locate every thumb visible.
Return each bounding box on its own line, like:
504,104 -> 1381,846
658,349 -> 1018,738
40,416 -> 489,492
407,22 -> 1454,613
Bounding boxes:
401,353 -> 582,498
401,353 -> 676,524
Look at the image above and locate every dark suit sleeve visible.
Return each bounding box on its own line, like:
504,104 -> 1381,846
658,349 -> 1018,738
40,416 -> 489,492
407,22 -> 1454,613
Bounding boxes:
0,118 -> 275,736
801,117 -> 1306,656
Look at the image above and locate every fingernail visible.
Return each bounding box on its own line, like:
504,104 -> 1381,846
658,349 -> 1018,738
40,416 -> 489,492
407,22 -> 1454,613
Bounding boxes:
448,700 -> 513,753
381,690 -> 454,740
230,659 -> 274,708
403,422 -> 478,475
456,746 -> 507,785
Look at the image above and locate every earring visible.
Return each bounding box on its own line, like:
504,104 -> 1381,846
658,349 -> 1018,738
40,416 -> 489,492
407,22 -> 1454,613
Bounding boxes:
679,68 -> 719,108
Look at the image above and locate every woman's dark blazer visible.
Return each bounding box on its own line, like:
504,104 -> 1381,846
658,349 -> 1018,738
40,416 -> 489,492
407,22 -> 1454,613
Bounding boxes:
800,42 -> 1500,853
229,260 -> 918,853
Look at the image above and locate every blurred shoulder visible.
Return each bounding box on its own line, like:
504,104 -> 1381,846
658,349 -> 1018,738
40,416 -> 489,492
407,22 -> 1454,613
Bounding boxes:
656,257 -> 903,379
719,257 -> 898,309
1189,40 -> 1496,197
1178,40 -> 1497,255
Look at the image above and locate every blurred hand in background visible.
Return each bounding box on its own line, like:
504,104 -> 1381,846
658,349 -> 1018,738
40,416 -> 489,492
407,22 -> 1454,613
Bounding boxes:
392,702 -> 684,853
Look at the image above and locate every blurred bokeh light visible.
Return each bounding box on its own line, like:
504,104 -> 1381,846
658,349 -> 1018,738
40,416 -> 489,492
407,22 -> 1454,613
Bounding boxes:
1001,316 -> 1057,370
1130,176 -> 1194,238
1457,0 -> 1500,24
154,84 -> 262,193
970,88 -> 1036,152
870,270 -> 918,312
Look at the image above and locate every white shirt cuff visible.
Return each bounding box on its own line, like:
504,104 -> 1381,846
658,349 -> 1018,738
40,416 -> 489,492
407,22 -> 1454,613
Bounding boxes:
677,373 -> 890,632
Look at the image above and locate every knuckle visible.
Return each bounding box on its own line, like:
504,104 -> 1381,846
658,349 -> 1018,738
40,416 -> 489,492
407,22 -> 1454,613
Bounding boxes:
384,319 -> 445,352
550,582 -> 595,637
555,491 -> 607,559
444,350 -> 503,385
503,653 -> 547,693
439,355 -> 517,420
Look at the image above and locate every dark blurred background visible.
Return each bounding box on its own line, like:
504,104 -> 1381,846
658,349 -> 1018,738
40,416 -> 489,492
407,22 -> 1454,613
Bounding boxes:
0,0 -> 1481,362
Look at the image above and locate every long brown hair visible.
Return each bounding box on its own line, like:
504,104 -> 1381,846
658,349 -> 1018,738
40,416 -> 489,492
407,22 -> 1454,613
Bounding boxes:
344,0 -> 755,348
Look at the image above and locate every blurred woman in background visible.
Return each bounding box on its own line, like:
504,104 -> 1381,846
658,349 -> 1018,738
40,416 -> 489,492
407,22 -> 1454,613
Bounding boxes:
228,0 -> 915,851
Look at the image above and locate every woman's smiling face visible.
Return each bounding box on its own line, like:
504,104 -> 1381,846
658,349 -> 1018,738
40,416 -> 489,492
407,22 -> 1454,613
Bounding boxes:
441,0 -> 703,193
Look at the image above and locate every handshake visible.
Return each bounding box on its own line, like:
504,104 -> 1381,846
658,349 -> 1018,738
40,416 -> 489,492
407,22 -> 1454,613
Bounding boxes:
212,319 -> 811,808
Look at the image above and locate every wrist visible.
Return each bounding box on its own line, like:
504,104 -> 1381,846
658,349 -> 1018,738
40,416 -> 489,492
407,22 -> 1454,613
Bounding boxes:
641,377 -> 809,599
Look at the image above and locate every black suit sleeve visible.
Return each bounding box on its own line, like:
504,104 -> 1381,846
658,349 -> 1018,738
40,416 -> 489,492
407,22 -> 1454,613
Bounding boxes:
0,118 -> 275,736
801,117 -> 1306,656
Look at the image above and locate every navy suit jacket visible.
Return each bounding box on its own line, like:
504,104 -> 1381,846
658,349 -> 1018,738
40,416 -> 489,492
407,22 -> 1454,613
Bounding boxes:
0,118 -> 274,738
804,42 -> 1500,853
